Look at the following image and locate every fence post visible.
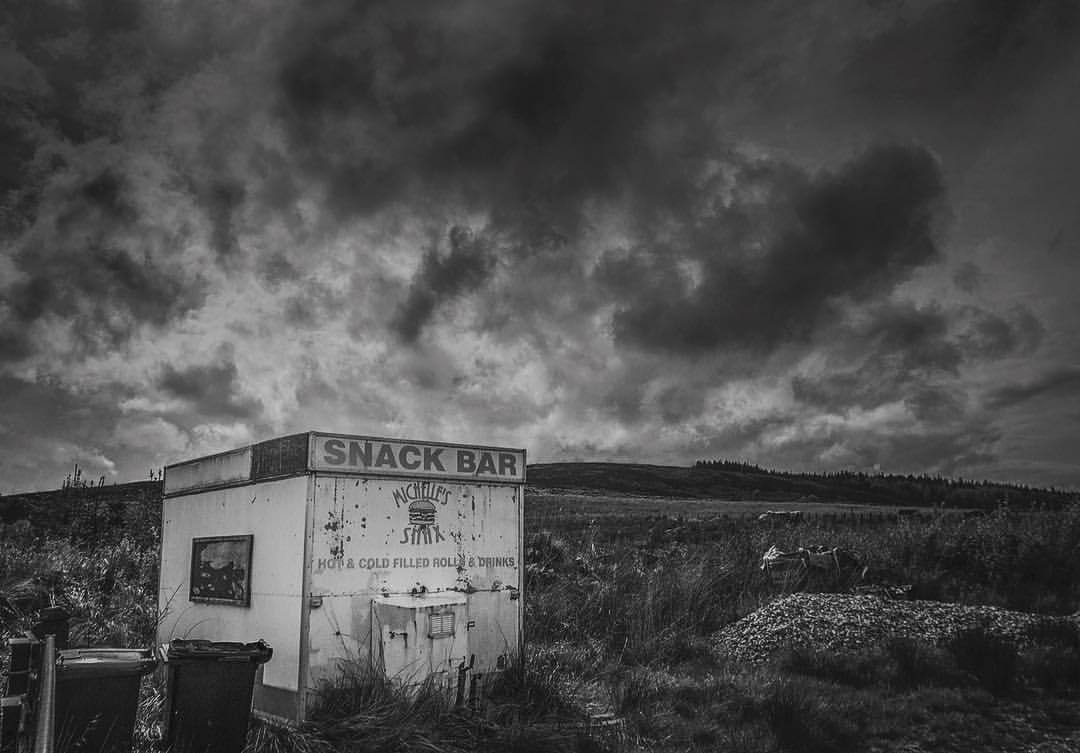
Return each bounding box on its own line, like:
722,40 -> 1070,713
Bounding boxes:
33,636 -> 55,753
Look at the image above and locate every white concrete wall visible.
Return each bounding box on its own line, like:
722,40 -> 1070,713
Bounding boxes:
157,474 -> 310,692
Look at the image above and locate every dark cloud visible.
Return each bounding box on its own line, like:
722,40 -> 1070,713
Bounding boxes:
598,377 -> 649,424
2,237 -> 193,351
655,385 -> 707,423
0,0 -> 146,192
905,387 -> 968,424
0,2 -> 216,362
791,300 -> 1044,416
0,167 -> 202,358
837,424 -> 1002,478
0,373 -> 132,491
50,170 -> 140,242
0,328 -> 34,362
76,171 -> 136,222
845,0 -> 1080,115
956,304 -> 1043,358
158,356 -> 261,420
271,0 -> 730,232
596,143 -> 946,355
0,62 -> 46,233
0,0 -> 277,309
257,253 -> 301,288
791,367 -> 964,421
985,366 -> 1080,409
952,261 -> 983,292
392,225 -> 497,342
693,414 -> 794,458
0,0 -> 998,372
201,179 -> 246,258
0,374 -> 117,436
283,280 -> 345,329
683,385 -> 1003,478
854,302 -> 964,373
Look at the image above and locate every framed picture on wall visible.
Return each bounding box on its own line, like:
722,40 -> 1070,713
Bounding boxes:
190,535 -> 253,606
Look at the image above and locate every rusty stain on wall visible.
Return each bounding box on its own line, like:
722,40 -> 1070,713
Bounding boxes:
323,478 -> 350,559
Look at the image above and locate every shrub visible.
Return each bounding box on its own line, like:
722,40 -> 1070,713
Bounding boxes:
885,637 -> 964,690
948,627 -> 1018,696
609,668 -> 661,716
301,657 -> 616,753
1020,644 -> 1080,694
760,679 -> 859,753
485,651 -> 585,724
776,639 -> 966,692
775,645 -> 881,689
1019,621 -> 1080,693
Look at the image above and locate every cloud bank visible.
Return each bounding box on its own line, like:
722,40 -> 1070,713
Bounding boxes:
1,0 -> 1079,491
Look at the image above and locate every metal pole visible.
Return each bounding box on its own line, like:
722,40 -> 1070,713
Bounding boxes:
33,635 -> 54,753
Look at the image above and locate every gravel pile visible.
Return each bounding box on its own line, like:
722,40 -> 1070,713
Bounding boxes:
713,593 -> 1079,664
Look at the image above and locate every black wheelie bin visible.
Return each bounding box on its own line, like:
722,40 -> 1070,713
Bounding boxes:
159,639 -> 273,753
53,647 -> 158,753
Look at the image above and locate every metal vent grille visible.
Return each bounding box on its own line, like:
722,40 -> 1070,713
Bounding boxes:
429,612 -> 455,638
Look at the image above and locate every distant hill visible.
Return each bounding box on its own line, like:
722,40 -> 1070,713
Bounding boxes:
0,480 -> 162,543
1,460 -> 1074,542
527,462 -> 1077,510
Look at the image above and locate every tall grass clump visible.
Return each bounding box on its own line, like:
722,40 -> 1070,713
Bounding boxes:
303,661 -> 459,752
244,719 -> 334,753
775,644 -> 882,689
837,501 -> 1080,613
291,659 -> 613,753
948,626 -> 1019,696
0,534 -> 159,646
486,649 -> 588,725
759,678 -> 860,753
525,529 -> 765,666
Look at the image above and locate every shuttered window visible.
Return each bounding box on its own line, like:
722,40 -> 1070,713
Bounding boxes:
429,612 -> 455,638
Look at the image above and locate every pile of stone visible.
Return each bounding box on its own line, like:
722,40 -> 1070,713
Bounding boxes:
712,593 -> 1078,665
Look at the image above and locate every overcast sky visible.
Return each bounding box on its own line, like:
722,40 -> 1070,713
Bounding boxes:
2,0 -> 1079,493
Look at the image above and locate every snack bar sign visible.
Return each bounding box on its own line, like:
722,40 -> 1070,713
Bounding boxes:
311,434 -> 526,483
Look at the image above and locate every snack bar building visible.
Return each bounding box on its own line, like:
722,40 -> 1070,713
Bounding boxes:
158,432 -> 525,723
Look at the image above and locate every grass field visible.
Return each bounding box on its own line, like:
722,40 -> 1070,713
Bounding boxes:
527,490 -> 938,526
521,494 -> 1080,752
2,483 -> 1079,752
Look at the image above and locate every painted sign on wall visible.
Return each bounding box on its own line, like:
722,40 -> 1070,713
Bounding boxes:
311,434 -> 525,482
308,477 -> 518,590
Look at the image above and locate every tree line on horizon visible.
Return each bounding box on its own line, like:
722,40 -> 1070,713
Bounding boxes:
693,458 -> 1077,510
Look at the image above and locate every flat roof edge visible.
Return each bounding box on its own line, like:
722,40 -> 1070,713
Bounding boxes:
163,431 -> 527,495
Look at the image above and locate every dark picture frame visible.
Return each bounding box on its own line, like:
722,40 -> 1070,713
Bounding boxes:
189,534 -> 253,606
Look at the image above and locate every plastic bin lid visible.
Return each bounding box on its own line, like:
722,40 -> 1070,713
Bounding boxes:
56,648 -> 158,679
161,639 -> 273,664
